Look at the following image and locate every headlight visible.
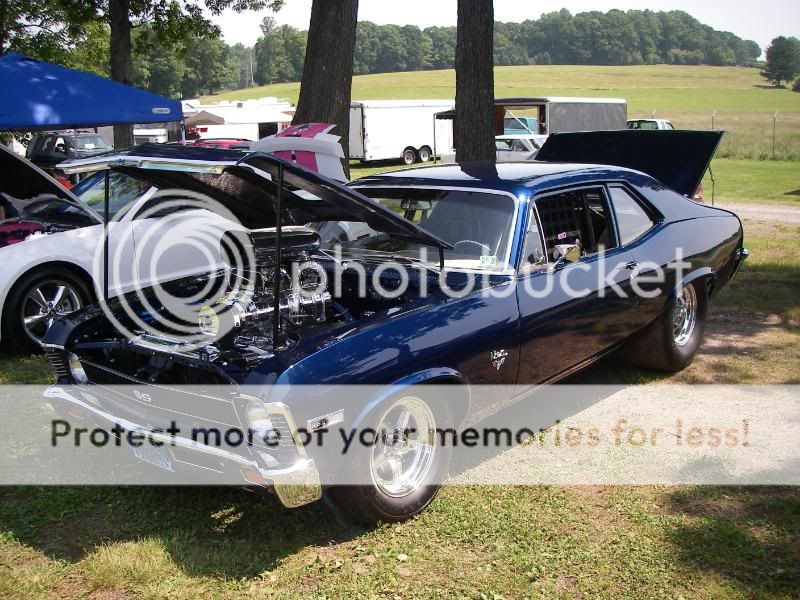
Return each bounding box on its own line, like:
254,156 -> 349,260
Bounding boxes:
246,400 -> 280,446
67,353 -> 88,385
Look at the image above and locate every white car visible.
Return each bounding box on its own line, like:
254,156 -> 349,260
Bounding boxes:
626,119 -> 674,130
0,146 -> 240,351
495,134 -> 548,162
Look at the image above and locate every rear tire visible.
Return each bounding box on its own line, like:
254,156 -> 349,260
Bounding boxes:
402,148 -> 418,165
418,146 -> 432,162
330,391 -> 453,525
620,279 -> 708,372
2,268 -> 91,353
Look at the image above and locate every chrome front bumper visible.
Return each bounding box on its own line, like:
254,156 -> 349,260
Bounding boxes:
43,385 -> 322,508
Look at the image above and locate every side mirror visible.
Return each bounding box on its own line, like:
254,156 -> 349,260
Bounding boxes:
549,243 -> 581,272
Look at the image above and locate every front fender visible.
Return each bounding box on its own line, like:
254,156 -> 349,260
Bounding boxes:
0,239 -> 96,342
347,368 -> 471,433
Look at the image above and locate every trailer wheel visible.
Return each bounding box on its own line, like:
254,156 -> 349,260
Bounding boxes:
418,146 -> 432,162
402,148 -> 417,165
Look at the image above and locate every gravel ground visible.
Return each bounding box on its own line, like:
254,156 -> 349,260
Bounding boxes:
716,201 -> 800,225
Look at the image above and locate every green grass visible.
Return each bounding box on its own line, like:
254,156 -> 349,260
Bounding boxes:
205,64 -> 800,160
702,160 -> 800,205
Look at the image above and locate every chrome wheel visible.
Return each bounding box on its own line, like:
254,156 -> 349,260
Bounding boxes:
672,284 -> 697,347
370,396 -> 437,498
21,281 -> 82,344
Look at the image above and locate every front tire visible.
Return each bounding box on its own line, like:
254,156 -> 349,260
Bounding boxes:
402,148 -> 418,165
330,392 -> 453,525
2,269 -> 91,353
620,279 -> 708,372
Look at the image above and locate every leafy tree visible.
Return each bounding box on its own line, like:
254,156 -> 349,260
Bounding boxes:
425,26 -> 456,69
761,36 -> 800,87
0,0 -> 89,64
62,0 -> 279,148
228,42 -> 255,89
70,21 -> 111,75
182,36 -> 236,97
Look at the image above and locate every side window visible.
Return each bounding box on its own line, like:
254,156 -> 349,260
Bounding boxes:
534,187 -> 617,261
519,209 -> 547,274
608,186 -> 655,245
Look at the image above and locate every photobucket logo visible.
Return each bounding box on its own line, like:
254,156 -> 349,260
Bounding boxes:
91,189 -> 255,344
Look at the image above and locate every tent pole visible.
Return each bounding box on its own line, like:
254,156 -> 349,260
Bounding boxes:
103,170 -> 110,302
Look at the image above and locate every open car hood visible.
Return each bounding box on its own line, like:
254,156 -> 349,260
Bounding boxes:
60,144 -> 451,249
535,130 -> 724,197
0,145 -> 101,223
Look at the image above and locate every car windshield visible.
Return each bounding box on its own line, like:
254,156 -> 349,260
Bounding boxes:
72,171 -> 152,219
71,135 -> 112,151
315,188 -> 516,272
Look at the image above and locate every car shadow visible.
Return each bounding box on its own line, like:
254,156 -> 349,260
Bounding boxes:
0,485 -> 362,579
659,485 -> 800,593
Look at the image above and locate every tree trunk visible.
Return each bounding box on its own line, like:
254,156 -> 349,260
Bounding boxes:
292,0 -> 359,178
109,0 -> 134,149
454,0 -> 495,163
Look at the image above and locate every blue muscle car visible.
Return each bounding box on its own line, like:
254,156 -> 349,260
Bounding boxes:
42,131 -> 747,524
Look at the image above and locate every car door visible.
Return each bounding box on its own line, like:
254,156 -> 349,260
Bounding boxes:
605,184 -> 663,327
515,185 -> 641,385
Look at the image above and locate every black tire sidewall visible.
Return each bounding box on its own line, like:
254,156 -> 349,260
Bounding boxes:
2,268 -> 91,352
418,146 -> 432,162
331,392 -> 454,524
402,149 -> 417,165
660,279 -> 708,371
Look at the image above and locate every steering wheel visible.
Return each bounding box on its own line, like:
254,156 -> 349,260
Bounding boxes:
453,239 -> 492,254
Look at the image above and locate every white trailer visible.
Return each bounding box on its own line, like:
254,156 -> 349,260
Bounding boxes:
349,100 -> 455,164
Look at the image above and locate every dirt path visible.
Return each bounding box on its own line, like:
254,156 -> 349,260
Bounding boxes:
716,201 -> 800,225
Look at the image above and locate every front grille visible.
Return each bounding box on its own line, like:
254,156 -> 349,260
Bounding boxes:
44,350 -> 69,378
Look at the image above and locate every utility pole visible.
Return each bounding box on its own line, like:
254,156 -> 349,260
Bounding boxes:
249,49 -> 255,87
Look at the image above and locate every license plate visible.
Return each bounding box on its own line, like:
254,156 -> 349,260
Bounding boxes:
131,442 -> 174,472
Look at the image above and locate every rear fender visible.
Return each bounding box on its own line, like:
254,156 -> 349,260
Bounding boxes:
672,267 -> 713,299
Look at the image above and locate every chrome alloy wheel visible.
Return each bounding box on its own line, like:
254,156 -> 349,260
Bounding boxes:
370,396 -> 437,498
21,281 -> 82,345
672,284 -> 698,347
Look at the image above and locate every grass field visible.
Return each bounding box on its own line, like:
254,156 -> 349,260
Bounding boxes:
1,198 -> 799,596
205,64 -> 800,160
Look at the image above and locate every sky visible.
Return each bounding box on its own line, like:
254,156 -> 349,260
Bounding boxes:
216,0 -> 799,54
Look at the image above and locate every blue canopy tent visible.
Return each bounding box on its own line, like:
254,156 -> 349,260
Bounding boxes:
0,53 -> 184,301
0,53 -> 182,130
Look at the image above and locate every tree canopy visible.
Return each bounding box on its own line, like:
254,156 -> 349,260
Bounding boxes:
761,36 -> 800,87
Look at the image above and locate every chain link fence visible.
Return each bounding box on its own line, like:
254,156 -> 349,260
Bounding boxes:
629,111 -> 800,161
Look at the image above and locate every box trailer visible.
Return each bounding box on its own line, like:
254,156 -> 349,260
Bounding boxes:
495,97 -> 627,135
349,100 -> 455,164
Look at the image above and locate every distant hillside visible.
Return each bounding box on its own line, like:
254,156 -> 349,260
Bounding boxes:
204,64 -> 800,161
231,9 -> 762,89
